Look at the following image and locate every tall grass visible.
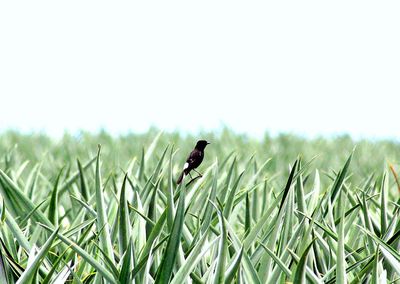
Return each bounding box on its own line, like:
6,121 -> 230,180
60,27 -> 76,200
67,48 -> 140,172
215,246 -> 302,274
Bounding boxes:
0,130 -> 400,283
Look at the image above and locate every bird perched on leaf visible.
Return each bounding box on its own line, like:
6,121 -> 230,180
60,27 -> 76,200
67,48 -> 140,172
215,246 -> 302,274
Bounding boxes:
177,140 -> 210,184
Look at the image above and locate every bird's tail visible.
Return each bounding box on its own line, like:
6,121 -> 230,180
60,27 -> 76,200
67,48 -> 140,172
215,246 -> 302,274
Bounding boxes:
177,171 -> 185,184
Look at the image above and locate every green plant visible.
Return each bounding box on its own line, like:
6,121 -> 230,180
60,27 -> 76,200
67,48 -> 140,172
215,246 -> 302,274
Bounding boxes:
0,130 -> 400,283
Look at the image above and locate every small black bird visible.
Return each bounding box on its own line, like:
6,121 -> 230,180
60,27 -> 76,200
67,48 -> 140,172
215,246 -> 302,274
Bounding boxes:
177,140 -> 210,184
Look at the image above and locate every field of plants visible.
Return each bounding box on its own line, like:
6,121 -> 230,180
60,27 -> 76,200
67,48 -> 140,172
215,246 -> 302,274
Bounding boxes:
1,129 -> 400,283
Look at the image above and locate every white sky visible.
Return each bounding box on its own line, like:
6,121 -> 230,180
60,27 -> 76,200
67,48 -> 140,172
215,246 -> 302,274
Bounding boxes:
0,1 -> 399,139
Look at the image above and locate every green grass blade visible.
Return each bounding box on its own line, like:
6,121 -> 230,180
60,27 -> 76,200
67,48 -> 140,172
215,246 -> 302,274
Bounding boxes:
293,239 -> 315,284
94,145 -> 115,265
118,174 -> 131,254
0,169 -> 53,227
16,227 -> 59,284
336,190 -> 347,284
223,172 -> 244,219
155,182 -> 186,284
260,244 -> 292,279
380,171 -> 388,235
214,206 -> 228,284
119,238 -> 134,283
224,247 -> 243,284
330,152 -> 353,203
171,231 -> 217,284
77,159 -> 89,201
371,246 -> 379,284
48,168 -> 63,227
40,224 -> 117,283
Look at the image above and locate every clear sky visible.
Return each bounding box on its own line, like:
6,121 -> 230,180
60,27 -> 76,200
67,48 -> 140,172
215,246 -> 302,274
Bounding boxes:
0,1 -> 399,139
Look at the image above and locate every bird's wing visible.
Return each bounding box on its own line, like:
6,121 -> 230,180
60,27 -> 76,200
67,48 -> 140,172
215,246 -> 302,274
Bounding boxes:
184,150 -> 201,168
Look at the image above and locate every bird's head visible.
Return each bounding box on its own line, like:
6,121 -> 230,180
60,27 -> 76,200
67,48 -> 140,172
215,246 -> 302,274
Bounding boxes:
195,140 -> 210,150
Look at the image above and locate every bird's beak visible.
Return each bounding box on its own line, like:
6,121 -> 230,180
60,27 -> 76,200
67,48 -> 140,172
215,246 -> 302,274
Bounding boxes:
207,142 -> 211,145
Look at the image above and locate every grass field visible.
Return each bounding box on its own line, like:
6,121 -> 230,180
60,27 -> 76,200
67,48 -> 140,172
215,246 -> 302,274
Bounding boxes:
1,130 -> 400,283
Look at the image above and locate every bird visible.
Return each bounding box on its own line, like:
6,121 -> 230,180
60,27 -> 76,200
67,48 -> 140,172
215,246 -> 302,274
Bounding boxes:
177,140 -> 210,184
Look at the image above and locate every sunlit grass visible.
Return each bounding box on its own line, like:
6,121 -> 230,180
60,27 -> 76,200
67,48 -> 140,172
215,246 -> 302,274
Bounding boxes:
0,130 -> 400,283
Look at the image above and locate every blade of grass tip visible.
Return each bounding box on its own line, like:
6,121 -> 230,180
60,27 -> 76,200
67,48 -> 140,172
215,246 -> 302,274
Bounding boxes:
295,162 -> 307,223
144,131 -> 163,162
247,157 -> 272,187
167,146 -> 175,229
251,161 -> 259,220
278,160 -> 298,214
330,152 -> 353,204
138,173 -> 158,207
223,172 -> 244,219
77,159 -> 89,201
58,156 -> 96,196
95,145 -> 115,265
380,171 -> 388,236
14,160 -> 29,181
48,168 -> 63,227
25,163 -> 41,199
0,199 -> 5,225
336,190 -> 347,284
258,160 -> 298,283
308,169 -> 320,215
155,182 -> 186,284
146,177 -> 160,238
138,147 -> 146,181
70,195 -> 97,218
219,150 -> 235,172
16,227 -> 59,284
119,174 -> 131,254
293,239 -> 315,284
389,163 -> 400,193
19,198 -> 48,227
360,193 -> 376,255
219,156 -> 236,205
128,204 -> 156,227
245,193 -> 251,237
150,145 -> 169,183
200,162 -> 218,235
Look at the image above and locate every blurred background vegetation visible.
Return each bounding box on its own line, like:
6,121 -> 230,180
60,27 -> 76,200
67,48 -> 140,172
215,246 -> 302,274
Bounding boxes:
1,128 -> 399,188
